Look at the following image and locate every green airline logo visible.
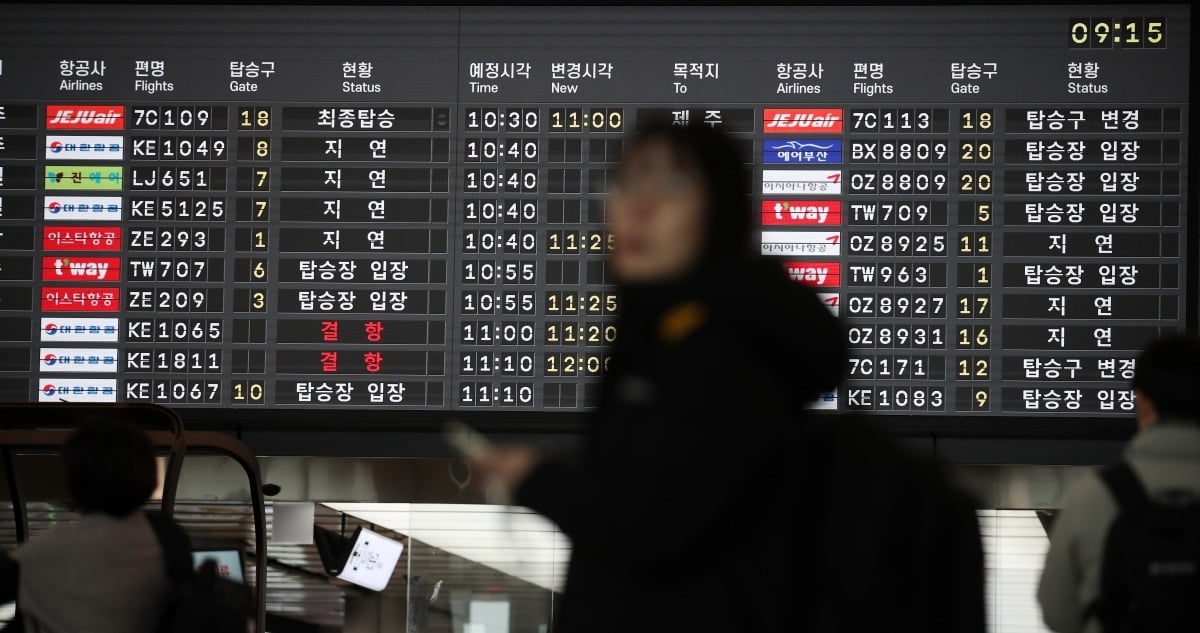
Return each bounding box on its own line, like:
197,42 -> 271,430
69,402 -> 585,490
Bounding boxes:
44,166 -> 124,191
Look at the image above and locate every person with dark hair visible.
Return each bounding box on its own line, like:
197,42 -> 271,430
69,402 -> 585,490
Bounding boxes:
1039,333 -> 1200,633
63,417 -> 159,517
7,419 -> 175,632
470,119 -> 846,632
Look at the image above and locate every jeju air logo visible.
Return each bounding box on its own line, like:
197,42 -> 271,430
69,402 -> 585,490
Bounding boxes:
763,108 -> 843,133
46,105 -> 125,130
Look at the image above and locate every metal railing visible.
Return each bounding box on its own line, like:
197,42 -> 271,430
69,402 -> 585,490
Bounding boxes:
0,403 -> 267,633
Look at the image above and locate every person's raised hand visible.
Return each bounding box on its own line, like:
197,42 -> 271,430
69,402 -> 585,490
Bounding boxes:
467,444 -> 540,503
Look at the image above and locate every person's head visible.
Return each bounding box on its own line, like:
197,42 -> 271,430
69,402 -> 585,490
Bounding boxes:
607,119 -> 752,284
63,418 -> 158,517
1130,333 -> 1200,429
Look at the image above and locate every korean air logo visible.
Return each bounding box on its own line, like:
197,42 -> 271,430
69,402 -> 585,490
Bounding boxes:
44,136 -> 125,160
43,196 -> 122,220
809,390 -> 838,411
41,318 -> 120,342
38,378 -> 117,402
39,347 -> 118,373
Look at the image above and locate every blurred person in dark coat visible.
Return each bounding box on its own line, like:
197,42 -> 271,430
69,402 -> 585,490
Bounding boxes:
471,119 -> 846,632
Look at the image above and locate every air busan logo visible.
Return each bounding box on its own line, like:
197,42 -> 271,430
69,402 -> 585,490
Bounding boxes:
46,105 -> 125,130
42,256 -> 120,281
763,109 -> 843,133
763,140 -> 842,164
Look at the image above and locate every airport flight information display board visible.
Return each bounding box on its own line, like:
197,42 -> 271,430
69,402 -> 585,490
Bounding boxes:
0,4 -> 1191,420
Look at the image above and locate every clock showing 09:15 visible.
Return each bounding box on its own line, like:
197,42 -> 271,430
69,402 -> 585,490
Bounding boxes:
1069,17 -> 1167,48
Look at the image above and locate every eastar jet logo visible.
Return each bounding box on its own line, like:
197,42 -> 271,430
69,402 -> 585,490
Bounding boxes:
46,105 -> 125,129
42,226 -> 122,250
761,201 -> 842,226
784,261 -> 842,287
40,287 -> 120,312
42,256 -> 120,281
763,108 -> 843,133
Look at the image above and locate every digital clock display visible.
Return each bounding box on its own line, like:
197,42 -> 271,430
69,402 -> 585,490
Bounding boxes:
1070,17 -> 1169,48
0,4 -> 1191,425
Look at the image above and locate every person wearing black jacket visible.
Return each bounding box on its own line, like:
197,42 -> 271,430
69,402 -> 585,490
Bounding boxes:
471,119 -> 846,632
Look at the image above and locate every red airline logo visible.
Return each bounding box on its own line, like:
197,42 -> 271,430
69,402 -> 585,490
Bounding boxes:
41,257 -> 121,282
761,201 -> 843,226
763,108 -> 842,133
42,227 -> 122,251
784,261 -> 841,287
46,105 -> 125,130
41,287 -> 121,312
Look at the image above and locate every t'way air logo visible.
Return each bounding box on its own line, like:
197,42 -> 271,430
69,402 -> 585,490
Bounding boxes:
45,166 -> 123,190
761,201 -> 842,226
783,261 -> 841,287
41,256 -> 121,281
